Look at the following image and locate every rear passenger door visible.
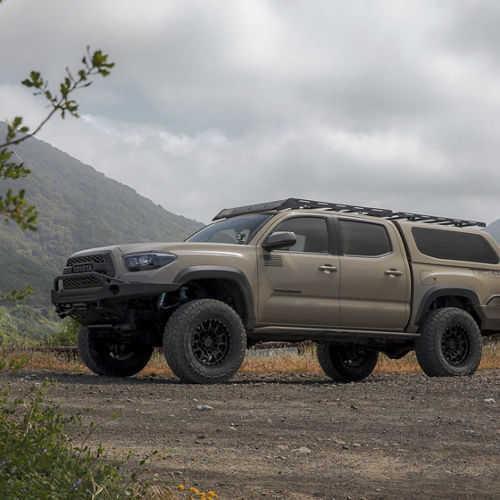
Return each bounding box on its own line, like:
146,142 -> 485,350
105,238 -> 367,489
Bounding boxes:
337,219 -> 410,330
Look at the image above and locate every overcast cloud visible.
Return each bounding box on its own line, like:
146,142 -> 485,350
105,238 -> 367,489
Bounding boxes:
1,0 -> 500,224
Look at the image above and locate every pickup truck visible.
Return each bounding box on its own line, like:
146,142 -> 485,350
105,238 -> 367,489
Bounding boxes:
51,198 -> 500,383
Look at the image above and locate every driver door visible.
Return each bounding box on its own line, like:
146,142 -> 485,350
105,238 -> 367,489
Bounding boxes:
257,216 -> 340,327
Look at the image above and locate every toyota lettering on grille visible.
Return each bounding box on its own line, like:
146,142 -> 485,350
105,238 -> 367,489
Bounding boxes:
72,263 -> 93,273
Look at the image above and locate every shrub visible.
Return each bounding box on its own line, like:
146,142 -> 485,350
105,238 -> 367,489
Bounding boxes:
43,318 -> 80,346
0,380 -> 162,499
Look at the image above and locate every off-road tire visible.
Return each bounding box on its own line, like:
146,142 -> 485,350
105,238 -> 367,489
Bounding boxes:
163,299 -> 246,384
78,326 -> 153,377
415,307 -> 482,377
316,344 -> 378,382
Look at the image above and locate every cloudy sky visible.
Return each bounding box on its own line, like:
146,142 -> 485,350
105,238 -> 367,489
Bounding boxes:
1,0 -> 500,224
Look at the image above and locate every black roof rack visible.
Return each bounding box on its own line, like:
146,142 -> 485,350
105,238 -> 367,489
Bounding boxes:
212,198 -> 486,228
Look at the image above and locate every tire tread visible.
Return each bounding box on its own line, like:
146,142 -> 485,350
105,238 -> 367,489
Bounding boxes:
163,299 -> 246,384
78,326 -> 153,377
415,307 -> 482,377
316,344 -> 378,382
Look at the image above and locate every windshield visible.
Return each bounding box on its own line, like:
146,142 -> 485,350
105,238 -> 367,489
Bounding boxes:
186,214 -> 272,244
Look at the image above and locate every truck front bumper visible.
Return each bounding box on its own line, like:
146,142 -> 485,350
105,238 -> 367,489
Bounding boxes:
51,272 -> 180,322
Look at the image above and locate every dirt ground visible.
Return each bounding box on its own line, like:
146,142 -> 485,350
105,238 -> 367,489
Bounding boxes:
0,368 -> 499,500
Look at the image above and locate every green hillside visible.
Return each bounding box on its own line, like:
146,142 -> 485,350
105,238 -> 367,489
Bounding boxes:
1,126 -> 203,317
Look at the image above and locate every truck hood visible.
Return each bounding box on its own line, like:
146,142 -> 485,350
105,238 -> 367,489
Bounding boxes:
71,241 -> 252,257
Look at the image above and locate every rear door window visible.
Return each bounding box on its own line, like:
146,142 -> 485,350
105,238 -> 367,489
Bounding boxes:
339,220 -> 392,257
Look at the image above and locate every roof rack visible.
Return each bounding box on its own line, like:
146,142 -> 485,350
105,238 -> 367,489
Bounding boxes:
213,198 -> 486,228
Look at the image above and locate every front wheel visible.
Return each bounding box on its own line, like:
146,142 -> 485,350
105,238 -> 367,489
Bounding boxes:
163,299 -> 246,384
78,326 -> 153,377
316,344 -> 378,382
415,307 -> 482,377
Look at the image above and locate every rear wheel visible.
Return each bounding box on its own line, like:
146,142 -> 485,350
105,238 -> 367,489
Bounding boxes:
415,307 -> 482,377
78,326 -> 153,377
317,344 -> 378,382
163,299 -> 246,384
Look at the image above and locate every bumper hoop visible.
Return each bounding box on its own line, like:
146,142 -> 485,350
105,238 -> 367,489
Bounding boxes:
51,272 -> 181,310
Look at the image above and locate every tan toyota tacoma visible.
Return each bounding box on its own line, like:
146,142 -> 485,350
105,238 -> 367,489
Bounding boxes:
51,198 -> 500,383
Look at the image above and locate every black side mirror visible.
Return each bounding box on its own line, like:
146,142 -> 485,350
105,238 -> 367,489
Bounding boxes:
262,231 -> 296,251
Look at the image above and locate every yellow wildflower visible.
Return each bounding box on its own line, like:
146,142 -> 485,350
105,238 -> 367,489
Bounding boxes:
177,484 -> 185,491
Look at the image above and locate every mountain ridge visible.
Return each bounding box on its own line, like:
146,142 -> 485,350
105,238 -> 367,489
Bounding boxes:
1,124 -> 203,311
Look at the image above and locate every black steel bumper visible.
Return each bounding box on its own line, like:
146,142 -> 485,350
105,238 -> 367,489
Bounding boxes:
51,272 -> 180,315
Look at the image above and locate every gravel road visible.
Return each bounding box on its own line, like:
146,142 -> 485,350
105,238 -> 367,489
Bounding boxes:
1,369 -> 498,499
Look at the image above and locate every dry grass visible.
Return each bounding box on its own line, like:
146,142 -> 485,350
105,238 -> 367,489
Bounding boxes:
1,340 -> 499,377
240,340 -> 500,375
1,350 -> 86,373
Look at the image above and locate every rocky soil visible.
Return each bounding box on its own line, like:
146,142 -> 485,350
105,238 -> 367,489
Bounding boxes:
1,368 -> 498,499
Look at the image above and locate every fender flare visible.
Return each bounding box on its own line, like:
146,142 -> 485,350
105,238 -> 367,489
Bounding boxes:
414,286 -> 481,325
174,266 -> 255,326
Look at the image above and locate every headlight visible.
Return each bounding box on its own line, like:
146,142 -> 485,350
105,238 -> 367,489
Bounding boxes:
123,252 -> 176,271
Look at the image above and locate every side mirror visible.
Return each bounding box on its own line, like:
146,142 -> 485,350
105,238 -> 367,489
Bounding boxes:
262,231 -> 296,251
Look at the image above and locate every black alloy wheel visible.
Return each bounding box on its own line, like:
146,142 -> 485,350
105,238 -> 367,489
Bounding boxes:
78,326 -> 153,377
163,299 -> 246,384
415,307 -> 482,377
440,323 -> 471,366
317,343 -> 379,382
191,318 -> 231,366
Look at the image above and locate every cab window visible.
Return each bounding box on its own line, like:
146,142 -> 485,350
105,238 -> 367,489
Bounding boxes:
339,220 -> 392,257
272,217 -> 329,253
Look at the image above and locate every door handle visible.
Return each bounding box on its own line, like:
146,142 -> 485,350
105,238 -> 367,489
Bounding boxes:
319,264 -> 337,273
384,269 -> 402,277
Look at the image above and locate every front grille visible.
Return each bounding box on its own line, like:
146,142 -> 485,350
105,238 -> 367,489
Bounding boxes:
62,275 -> 103,289
64,252 -> 115,277
67,255 -> 105,266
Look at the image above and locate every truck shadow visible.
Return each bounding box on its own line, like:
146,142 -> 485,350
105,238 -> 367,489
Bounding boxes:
0,369 -> 397,386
